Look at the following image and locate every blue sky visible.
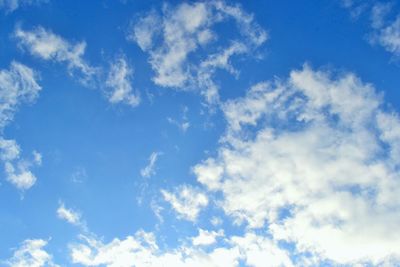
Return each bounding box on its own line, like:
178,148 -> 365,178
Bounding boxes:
1,0 -> 400,266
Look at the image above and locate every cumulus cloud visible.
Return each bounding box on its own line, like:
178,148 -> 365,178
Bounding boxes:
57,202 -> 82,226
192,65 -> 400,265
69,228 -> 292,267
161,185 -> 208,221
15,26 -> 97,84
129,1 -> 267,105
105,55 -> 140,107
4,239 -> 58,267
192,229 -> 224,246
0,62 -> 42,190
140,152 -> 160,178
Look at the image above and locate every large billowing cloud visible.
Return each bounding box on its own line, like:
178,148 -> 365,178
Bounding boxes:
191,65 -> 400,265
128,1 -> 267,105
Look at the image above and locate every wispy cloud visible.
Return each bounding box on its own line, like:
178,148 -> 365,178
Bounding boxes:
161,185 -> 208,221
140,152 -> 161,178
15,25 -> 97,85
128,1 -> 267,105
56,202 -> 82,226
0,62 -> 42,191
105,55 -> 140,107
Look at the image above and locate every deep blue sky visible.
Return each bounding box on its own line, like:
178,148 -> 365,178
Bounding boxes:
1,0 -> 400,266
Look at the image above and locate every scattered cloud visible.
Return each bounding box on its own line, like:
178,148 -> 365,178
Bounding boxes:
15,25 -> 97,85
128,1 -> 267,105
105,55 -> 140,107
342,1 -> 400,57
140,151 -> 161,178
161,185 -> 208,221
192,65 -> 400,264
0,62 -> 42,191
4,239 -> 59,267
57,202 -> 82,226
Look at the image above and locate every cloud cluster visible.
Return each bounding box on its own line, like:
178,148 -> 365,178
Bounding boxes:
129,1 -> 267,105
192,65 -> 400,265
69,228 -> 292,267
0,62 -> 42,190
4,239 -> 58,267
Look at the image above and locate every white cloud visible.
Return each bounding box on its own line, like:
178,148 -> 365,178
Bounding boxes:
343,1 -> 400,57
192,229 -> 223,246
371,2 -> 393,29
70,230 -> 240,267
0,0 -> 47,13
231,232 -> 294,267
105,56 -> 140,107
140,152 -> 160,178
5,239 -> 59,267
57,202 -> 82,226
0,62 -> 42,191
161,185 -> 208,221
375,16 -> 400,56
192,65 -> 400,264
69,228 -> 294,267
5,161 -> 37,190
15,26 -> 96,84
129,1 -> 267,105
0,61 -> 41,129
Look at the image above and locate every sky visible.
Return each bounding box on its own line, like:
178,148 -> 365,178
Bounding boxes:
1,0 -> 400,266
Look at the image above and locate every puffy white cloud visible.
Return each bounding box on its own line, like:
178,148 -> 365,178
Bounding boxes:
0,62 -> 42,190
192,229 -> 223,246
192,65 -> 400,264
140,152 -> 160,178
231,233 -> 294,267
0,0 -> 47,13
57,202 -> 82,226
5,239 -> 58,267
70,229 -> 240,267
69,228 -> 294,267
161,185 -> 208,221
105,56 -> 140,107
129,1 -> 267,105
15,26 -> 96,84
